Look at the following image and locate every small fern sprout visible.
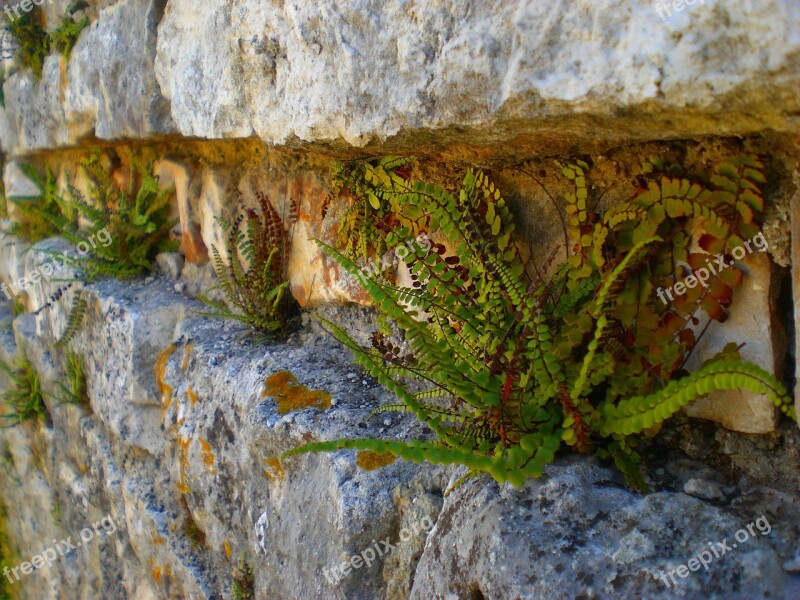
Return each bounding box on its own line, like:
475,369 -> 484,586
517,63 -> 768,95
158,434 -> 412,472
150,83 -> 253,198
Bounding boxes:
0,355 -> 47,426
56,348 -> 89,406
198,192 -> 297,339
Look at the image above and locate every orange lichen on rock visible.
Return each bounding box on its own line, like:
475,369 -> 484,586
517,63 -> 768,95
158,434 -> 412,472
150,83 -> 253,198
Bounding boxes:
155,344 -> 176,412
150,532 -> 165,546
176,436 -> 192,494
262,370 -> 332,414
199,438 -> 216,474
356,451 -> 397,471
181,342 -> 194,371
186,385 -> 199,406
263,457 -> 285,482
223,540 -> 232,559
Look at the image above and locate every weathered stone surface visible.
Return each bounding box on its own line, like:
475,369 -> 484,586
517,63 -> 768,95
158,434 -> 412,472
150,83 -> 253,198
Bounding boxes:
153,0 -> 800,151
1,0 -> 798,156
0,233 -> 798,598
153,159 -> 206,266
411,457 -> 800,600
685,251 -> 782,433
3,160 -> 41,201
0,0 -> 174,155
0,265 -> 453,598
157,313 -> 449,599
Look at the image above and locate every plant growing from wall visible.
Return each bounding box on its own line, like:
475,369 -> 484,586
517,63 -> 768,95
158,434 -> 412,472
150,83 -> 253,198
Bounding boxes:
179,496 -> 206,550
38,154 -> 178,280
4,7 -> 48,76
198,192 -> 297,339
0,354 -> 47,426
55,348 -> 88,406
13,155 -> 176,349
6,165 -> 66,243
48,2 -> 89,59
322,156 -> 415,259
231,553 -> 254,600
4,3 -> 88,77
283,156 -> 796,491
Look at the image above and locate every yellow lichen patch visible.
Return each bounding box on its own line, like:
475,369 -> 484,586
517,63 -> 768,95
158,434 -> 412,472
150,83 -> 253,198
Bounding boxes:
155,344 -> 176,414
223,540 -> 232,559
262,370 -> 332,414
263,457 -> 285,483
155,344 -> 176,398
186,385 -> 199,406
177,436 -> 192,494
150,532 -> 165,546
356,451 -> 397,471
181,342 -> 194,371
152,566 -> 163,584
199,438 -> 216,474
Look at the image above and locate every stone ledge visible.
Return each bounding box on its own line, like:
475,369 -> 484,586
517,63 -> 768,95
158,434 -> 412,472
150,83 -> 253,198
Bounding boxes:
0,246 -> 798,597
1,1 -> 799,157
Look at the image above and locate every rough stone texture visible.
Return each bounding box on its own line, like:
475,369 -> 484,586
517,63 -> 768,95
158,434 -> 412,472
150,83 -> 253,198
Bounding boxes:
0,0 -> 174,155
411,457 -> 800,600
0,1 -> 799,597
0,231 -> 796,598
154,0 -> 800,150
685,252 -> 782,433
0,265 -> 452,598
2,1 -> 800,155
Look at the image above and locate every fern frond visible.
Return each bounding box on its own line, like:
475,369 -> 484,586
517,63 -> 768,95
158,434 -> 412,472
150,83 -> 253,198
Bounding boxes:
55,292 -> 87,349
601,360 -> 795,436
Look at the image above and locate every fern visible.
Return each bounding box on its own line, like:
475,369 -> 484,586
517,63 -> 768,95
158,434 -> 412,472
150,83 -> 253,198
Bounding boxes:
283,155 -> 796,491
6,165 -> 68,242
5,7 -> 48,76
0,355 -> 47,425
55,348 -> 89,406
5,3 -> 89,77
48,3 -> 89,59
35,154 -> 178,280
53,291 -> 87,349
323,156 -> 415,259
198,192 -> 296,338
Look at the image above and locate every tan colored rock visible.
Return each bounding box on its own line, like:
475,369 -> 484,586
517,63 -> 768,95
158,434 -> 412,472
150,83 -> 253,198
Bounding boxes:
154,159 -> 207,264
685,252 -> 782,433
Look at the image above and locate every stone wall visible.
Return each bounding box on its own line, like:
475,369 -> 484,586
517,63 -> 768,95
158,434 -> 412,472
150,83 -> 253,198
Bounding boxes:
0,1 -> 798,599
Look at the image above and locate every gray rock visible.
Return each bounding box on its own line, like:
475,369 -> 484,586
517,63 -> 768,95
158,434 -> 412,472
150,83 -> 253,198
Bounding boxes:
410,457 -> 800,600
153,0 -> 800,150
0,0 -> 175,155
1,0 -> 799,156
156,252 -> 185,280
683,478 -> 726,502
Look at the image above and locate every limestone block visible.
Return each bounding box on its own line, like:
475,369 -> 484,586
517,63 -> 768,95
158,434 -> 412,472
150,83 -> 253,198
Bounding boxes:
411,458 -> 800,599
155,0 -> 800,150
685,252 -> 783,433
